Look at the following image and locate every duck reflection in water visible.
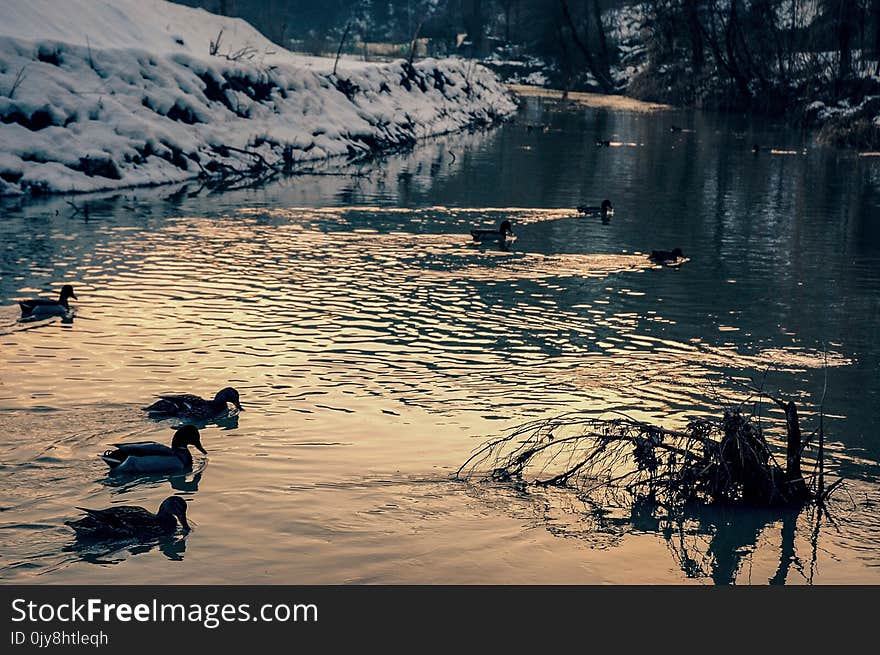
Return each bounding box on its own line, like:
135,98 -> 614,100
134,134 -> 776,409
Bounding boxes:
99,467 -> 205,494
208,413 -> 240,431
64,533 -> 188,564
15,309 -> 76,328
162,412 -> 239,433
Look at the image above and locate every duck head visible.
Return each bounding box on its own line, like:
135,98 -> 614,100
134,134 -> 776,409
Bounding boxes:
215,387 -> 243,411
158,496 -> 190,531
671,247 -> 684,258
499,220 -> 513,236
601,199 -> 613,213
60,285 -> 77,302
171,424 -> 207,454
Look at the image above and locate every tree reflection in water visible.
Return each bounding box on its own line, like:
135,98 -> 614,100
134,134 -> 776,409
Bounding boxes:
540,489 -> 825,584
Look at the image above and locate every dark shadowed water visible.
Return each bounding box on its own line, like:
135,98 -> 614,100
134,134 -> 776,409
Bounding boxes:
1,90 -> 878,584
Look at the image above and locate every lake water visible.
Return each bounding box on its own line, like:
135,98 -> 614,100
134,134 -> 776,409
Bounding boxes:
1,89 -> 878,584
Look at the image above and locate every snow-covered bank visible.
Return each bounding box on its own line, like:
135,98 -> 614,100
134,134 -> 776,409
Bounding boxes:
0,0 -> 516,196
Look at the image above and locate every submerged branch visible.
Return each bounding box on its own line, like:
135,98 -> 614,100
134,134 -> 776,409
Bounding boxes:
458,395 -> 835,509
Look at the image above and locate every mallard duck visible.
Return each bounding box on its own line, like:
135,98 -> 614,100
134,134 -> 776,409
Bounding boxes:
577,199 -> 613,216
470,220 -> 514,243
101,425 -> 206,474
18,284 -> 77,317
143,387 -> 242,420
649,247 -> 684,263
65,496 -> 190,540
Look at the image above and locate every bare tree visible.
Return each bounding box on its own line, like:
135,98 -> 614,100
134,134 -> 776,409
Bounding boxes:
559,0 -> 614,93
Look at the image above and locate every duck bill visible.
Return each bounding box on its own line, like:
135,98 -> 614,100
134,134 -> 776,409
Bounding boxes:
234,402 -> 243,412
195,442 -> 207,455
178,514 -> 191,532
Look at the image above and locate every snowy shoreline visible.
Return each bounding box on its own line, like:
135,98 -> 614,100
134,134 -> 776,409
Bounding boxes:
0,0 -> 517,197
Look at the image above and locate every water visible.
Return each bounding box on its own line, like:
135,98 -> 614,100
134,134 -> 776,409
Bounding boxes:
1,91 -> 879,584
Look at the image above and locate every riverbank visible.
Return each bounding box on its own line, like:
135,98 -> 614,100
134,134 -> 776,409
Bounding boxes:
0,0 -> 516,196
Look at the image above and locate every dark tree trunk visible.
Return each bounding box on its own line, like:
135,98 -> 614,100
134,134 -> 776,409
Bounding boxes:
874,0 -> 880,74
834,0 -> 858,80
723,0 -> 752,99
464,0 -> 486,56
590,0 -> 611,78
685,0 -> 704,71
559,0 -> 614,93
783,401 -> 808,500
556,20 -> 573,93
503,0 -> 515,43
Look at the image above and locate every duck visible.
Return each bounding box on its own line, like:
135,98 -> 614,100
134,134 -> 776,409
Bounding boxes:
649,247 -> 684,263
18,284 -> 77,317
577,199 -> 613,217
143,387 -> 242,420
101,425 -> 207,474
65,496 -> 190,540
470,219 -> 514,244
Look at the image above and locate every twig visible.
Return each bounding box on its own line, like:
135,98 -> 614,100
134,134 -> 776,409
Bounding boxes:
65,201 -> 89,220
210,29 -> 223,57
8,65 -> 27,98
407,16 -> 426,65
86,36 -> 97,74
225,46 -> 258,62
223,144 -> 280,172
333,21 -> 352,77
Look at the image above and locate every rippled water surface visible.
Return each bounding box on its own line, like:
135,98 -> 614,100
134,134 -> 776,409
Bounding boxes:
2,93 -> 879,583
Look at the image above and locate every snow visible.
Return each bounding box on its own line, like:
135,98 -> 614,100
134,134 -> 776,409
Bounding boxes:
0,0 -> 516,196
522,71 -> 548,87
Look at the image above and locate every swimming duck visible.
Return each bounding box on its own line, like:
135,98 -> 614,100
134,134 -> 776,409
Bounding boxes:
143,387 -> 242,420
470,219 -> 514,243
18,284 -> 77,317
65,496 -> 190,540
577,199 -> 613,216
649,247 -> 684,263
101,425 -> 207,474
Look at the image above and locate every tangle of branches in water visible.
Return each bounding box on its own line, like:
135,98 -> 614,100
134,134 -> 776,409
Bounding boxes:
456,398 -> 841,509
